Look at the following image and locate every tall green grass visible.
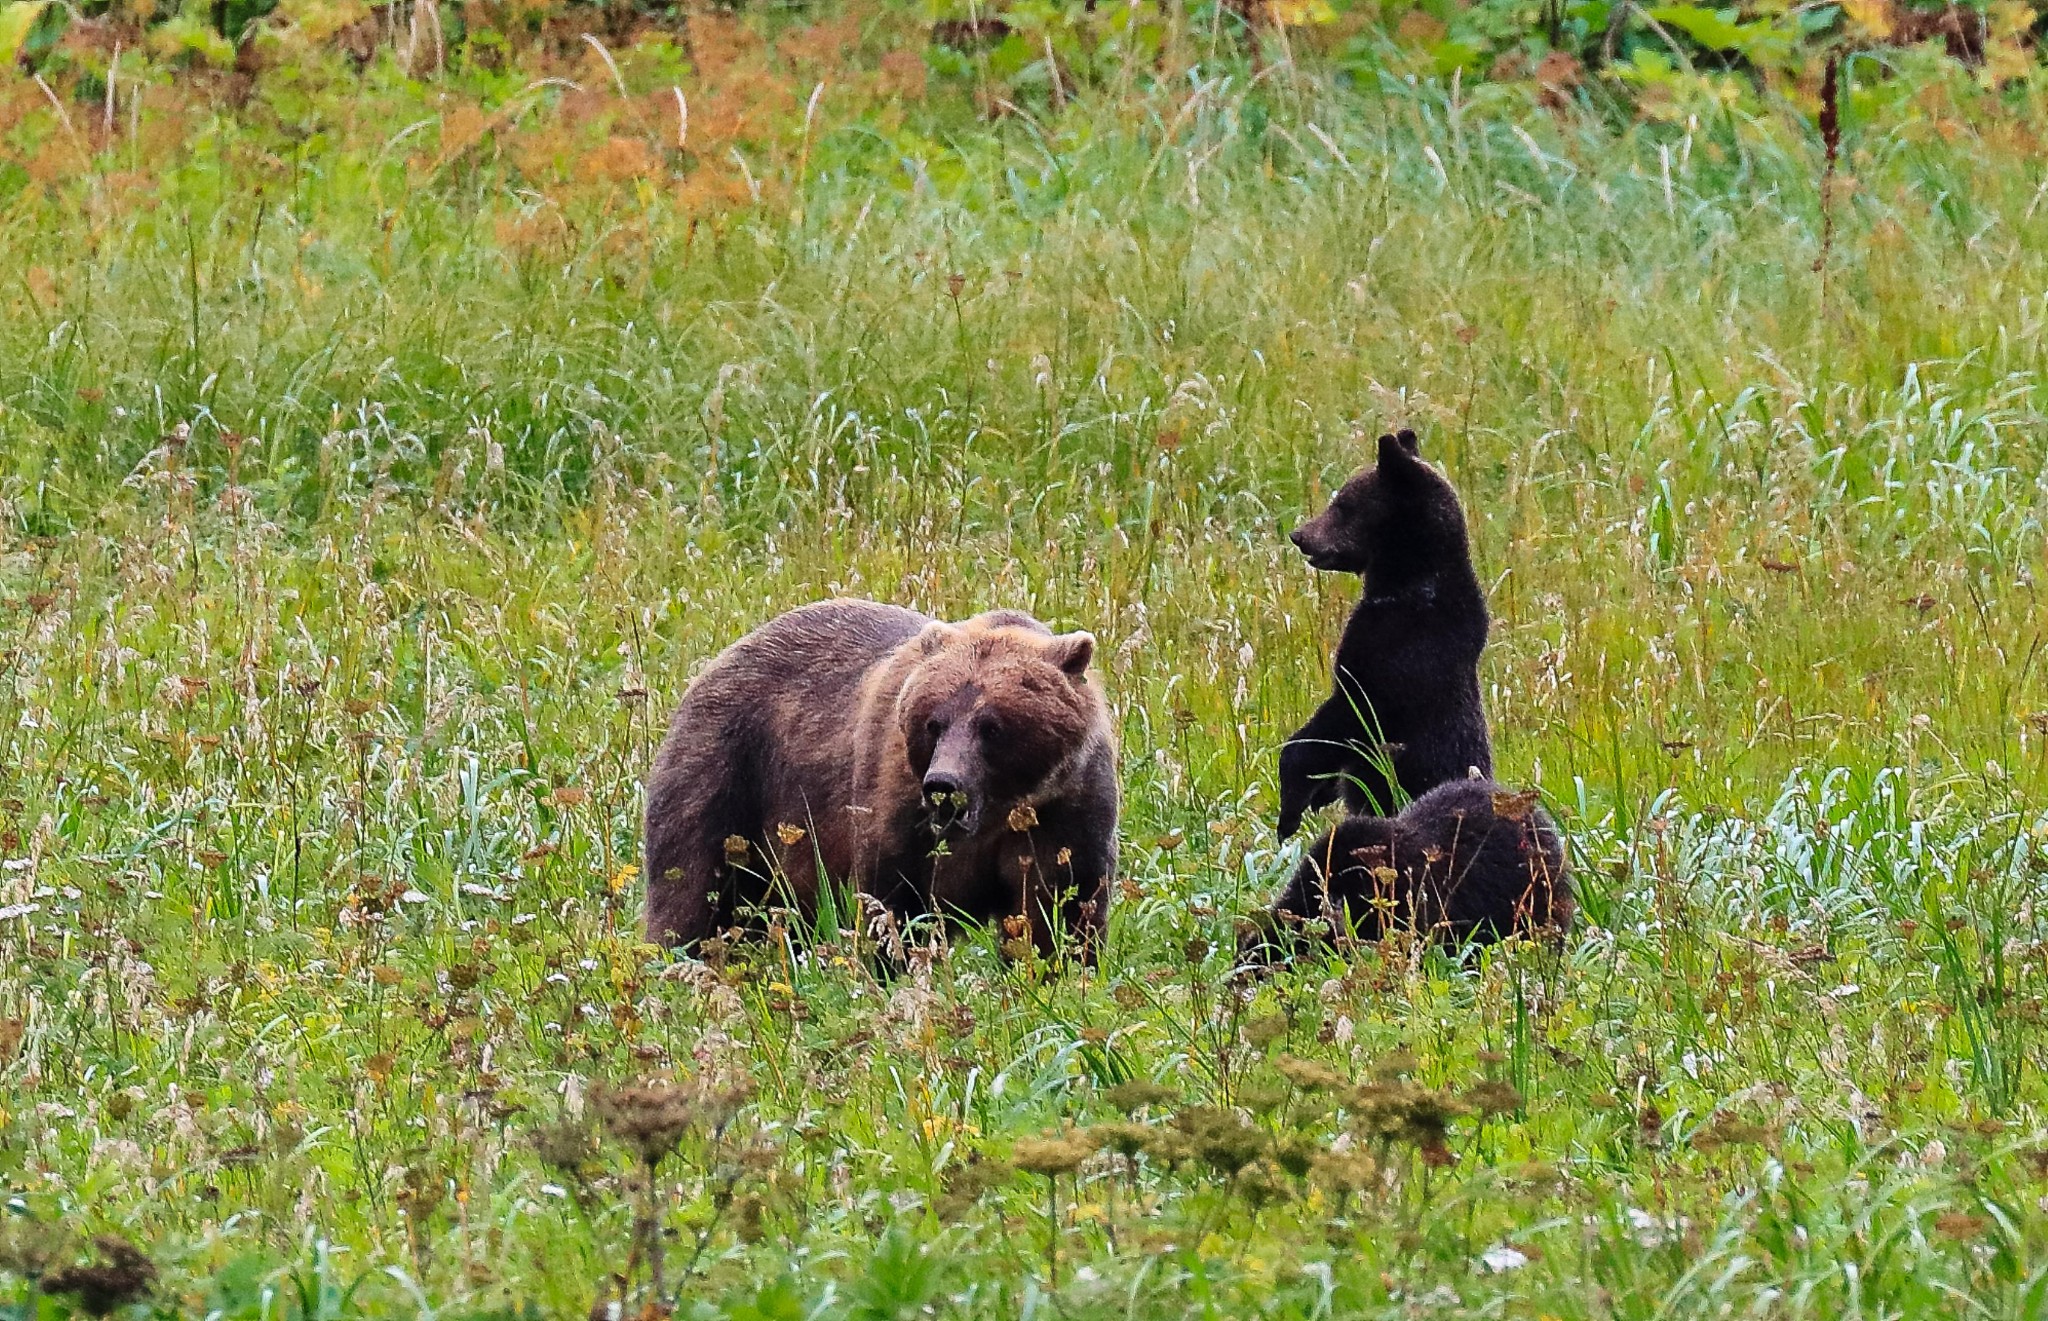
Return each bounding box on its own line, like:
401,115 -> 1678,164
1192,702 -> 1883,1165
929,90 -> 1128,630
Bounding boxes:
2,33 -> 2047,1320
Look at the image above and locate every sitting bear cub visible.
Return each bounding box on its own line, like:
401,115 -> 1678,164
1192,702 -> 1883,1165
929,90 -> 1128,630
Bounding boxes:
1278,430 -> 1493,839
643,599 -> 1118,957
1252,778 -> 1572,953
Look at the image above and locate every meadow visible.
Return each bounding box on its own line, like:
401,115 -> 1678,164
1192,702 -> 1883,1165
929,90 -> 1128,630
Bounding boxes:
3,1 -> 2048,1314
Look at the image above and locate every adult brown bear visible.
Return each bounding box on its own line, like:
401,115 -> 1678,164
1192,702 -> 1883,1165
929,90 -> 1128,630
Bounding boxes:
643,600 -> 1118,958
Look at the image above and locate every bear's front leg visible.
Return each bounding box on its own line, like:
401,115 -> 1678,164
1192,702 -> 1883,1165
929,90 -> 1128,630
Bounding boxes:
643,834 -> 739,948
1277,700 -> 1360,840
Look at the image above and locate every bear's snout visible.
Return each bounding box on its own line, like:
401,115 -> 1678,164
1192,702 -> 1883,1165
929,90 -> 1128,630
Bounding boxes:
1290,521 -> 1339,570
922,768 -> 979,834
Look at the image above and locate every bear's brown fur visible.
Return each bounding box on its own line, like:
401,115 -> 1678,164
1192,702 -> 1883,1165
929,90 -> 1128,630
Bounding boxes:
644,599 -> 1119,957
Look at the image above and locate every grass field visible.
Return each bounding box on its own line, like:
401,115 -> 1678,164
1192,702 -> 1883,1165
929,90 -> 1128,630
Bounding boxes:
4,7 -> 2048,1316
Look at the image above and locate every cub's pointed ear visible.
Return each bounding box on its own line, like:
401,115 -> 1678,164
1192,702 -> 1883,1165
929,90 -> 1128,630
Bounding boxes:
1375,432 -> 1409,467
915,620 -> 961,655
1044,631 -> 1096,678
1396,428 -> 1420,454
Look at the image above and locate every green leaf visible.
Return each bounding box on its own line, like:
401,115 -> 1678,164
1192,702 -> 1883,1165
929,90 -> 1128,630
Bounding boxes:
0,0 -> 57,67
1645,3 -> 1750,50
1429,36 -> 1487,75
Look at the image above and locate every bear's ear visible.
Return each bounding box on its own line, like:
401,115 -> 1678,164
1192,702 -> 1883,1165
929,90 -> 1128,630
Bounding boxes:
1043,631 -> 1096,678
914,621 -> 961,655
1377,431 -> 1421,468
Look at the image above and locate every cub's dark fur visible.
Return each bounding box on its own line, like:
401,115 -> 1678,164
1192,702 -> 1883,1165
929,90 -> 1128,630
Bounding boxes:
1278,429 -> 1492,840
643,599 -> 1118,958
1254,778 -> 1571,952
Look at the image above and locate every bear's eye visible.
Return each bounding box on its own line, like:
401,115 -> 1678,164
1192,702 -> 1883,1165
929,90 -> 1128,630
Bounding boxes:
977,715 -> 1007,743
925,717 -> 943,741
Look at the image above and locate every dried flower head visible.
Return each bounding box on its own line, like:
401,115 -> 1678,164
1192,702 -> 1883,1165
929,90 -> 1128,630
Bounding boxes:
1101,1079 -> 1176,1113
1349,1081 -> 1471,1151
1087,1122 -> 1154,1159
935,1152 -> 1013,1221
1011,1135 -> 1093,1178
1170,1107 -> 1269,1178
1275,1055 -> 1349,1093
1310,1148 -> 1379,1197
1462,1080 -> 1524,1118
1490,789 -> 1540,821
1242,1013 -> 1288,1050
591,1074 -> 754,1167
532,1117 -> 604,1177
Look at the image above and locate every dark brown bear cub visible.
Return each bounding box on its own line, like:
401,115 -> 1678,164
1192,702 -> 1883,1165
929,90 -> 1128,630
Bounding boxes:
1254,779 -> 1571,952
643,600 -> 1118,957
1278,429 -> 1492,840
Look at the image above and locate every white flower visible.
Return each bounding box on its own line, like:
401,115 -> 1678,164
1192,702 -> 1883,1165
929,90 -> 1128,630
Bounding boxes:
1479,1244 -> 1528,1273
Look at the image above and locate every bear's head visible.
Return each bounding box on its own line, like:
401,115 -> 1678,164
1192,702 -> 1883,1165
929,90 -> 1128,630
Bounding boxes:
897,619 -> 1099,837
1287,429 -> 1468,580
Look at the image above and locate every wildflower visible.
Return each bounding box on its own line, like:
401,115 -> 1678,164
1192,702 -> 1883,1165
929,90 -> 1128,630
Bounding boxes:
1490,789 -> 1539,821
1462,1080 -> 1524,1118
1100,1079 -> 1175,1113
1310,1149 -> 1377,1197
1936,1211 -> 1990,1240
1087,1122 -> 1153,1160
1690,1114 -> 1772,1152
1170,1107 -> 1268,1178
1372,1049 -> 1419,1079
1012,1136 -> 1093,1178
1272,1134 -> 1318,1179
934,1152 -> 1012,1221
591,1074 -> 753,1168
1348,1081 -> 1470,1151
1242,1013 -> 1288,1050
1275,1055 -> 1348,1093
1006,805 -> 1039,832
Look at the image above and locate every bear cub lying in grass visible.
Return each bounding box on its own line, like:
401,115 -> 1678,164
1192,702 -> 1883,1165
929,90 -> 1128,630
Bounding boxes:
643,599 -> 1118,960
1278,429 -> 1493,840
1249,778 -> 1571,956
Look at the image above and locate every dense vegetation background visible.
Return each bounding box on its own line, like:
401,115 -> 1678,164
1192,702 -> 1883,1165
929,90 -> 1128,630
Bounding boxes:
3,0 -> 2048,1314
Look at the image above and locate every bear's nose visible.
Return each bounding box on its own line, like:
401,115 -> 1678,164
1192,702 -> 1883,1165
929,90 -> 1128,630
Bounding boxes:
922,771 -> 965,804
1288,527 -> 1309,551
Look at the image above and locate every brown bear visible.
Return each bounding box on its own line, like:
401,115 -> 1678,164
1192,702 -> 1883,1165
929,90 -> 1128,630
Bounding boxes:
1277,430 -> 1493,840
643,599 -> 1119,958
1246,778 -> 1571,958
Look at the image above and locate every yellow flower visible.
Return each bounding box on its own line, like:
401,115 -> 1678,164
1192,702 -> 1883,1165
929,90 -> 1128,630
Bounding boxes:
1268,0 -> 1334,24
1840,0 -> 1891,37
